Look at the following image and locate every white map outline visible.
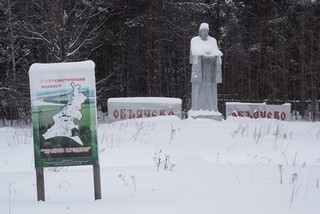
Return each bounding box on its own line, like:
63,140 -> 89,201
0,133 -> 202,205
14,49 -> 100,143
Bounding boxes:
42,82 -> 86,145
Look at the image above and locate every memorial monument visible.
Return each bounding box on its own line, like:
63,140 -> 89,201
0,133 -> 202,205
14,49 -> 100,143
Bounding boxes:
189,23 -> 223,120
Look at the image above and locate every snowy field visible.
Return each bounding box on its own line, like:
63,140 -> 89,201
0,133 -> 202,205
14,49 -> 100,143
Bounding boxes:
1,116 -> 320,214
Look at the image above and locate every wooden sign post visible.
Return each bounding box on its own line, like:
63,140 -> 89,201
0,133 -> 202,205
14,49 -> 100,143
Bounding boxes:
36,168 -> 45,201
93,165 -> 102,200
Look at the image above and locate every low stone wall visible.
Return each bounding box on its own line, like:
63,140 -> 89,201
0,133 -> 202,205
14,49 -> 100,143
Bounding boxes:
107,97 -> 182,121
226,102 -> 291,121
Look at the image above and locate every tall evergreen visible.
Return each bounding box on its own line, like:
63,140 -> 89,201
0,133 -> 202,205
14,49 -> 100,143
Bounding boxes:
1,0 -> 320,123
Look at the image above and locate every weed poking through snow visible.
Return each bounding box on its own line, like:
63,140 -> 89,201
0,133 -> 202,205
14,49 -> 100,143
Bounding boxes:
100,122 -> 128,150
118,174 -> 129,186
130,122 -> 157,144
8,181 -> 17,214
278,164 -> 283,184
169,123 -> 177,144
58,180 -> 71,188
227,161 -> 241,184
231,123 -> 249,138
289,173 -> 299,208
118,174 -> 137,192
153,150 -> 175,172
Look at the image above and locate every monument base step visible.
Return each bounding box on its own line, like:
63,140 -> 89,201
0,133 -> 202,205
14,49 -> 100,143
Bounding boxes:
188,110 -> 222,121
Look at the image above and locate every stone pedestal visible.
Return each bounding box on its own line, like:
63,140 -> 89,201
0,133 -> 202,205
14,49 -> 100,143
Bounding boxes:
188,110 -> 222,121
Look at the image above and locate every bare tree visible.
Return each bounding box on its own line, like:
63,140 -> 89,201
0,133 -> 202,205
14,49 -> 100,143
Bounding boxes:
20,0 -> 112,62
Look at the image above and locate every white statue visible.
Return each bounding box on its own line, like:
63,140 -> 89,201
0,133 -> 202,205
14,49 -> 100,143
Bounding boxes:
190,23 -> 223,112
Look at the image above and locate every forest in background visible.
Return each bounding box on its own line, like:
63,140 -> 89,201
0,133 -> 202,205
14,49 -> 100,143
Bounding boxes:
1,0 -> 320,124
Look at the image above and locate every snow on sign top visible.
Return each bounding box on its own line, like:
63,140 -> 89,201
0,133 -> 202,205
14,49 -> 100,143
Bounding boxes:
29,60 -> 95,93
29,60 -> 95,72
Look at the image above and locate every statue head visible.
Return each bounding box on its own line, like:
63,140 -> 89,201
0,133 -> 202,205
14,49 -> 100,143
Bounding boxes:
199,23 -> 209,41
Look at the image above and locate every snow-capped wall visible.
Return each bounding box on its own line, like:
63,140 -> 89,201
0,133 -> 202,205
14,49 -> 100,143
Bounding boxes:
226,102 -> 291,121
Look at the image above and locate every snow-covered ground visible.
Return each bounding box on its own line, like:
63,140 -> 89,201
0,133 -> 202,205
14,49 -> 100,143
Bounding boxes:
1,116 -> 320,214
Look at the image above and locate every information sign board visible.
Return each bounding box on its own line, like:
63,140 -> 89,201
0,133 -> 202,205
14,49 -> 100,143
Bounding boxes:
29,61 -> 99,167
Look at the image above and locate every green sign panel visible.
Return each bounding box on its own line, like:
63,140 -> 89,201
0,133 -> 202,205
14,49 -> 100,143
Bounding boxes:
29,60 -> 99,167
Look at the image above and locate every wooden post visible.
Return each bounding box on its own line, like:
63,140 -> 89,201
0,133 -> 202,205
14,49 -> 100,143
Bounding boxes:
36,168 -> 45,201
93,165 -> 102,200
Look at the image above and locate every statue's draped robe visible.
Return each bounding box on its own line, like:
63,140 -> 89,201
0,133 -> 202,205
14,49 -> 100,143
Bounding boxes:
190,36 -> 222,111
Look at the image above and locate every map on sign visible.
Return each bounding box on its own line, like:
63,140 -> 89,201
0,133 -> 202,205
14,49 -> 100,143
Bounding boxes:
42,82 -> 86,145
